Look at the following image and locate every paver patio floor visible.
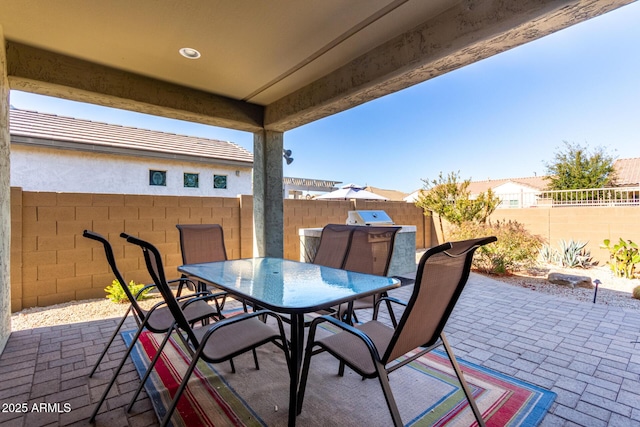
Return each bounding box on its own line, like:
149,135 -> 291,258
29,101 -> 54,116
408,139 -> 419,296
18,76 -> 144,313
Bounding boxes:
1,272 -> 640,426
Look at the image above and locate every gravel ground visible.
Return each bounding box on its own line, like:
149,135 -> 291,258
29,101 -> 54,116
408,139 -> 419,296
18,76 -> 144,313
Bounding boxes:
10,263 -> 640,332
488,264 -> 640,309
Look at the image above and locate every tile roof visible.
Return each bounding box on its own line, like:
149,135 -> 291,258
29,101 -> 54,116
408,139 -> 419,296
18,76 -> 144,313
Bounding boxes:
613,158 -> 640,186
364,186 -> 408,201
9,108 -> 253,166
466,176 -> 549,194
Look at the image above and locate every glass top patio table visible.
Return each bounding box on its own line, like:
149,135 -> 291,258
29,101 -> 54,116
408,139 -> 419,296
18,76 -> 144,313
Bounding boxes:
178,257 -> 400,313
178,257 -> 400,427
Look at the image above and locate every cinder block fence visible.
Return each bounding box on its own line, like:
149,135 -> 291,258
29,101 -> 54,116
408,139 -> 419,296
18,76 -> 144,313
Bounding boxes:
9,189 -> 431,312
10,188 -> 640,312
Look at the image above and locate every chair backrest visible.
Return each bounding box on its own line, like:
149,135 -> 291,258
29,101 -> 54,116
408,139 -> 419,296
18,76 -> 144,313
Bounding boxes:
176,224 -> 227,264
83,230 -> 146,319
342,226 -> 401,276
384,236 -> 497,363
312,224 -> 355,268
121,233 -> 201,347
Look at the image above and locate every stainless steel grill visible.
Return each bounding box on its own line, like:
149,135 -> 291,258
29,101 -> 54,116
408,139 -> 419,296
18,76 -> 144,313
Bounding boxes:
346,210 -> 394,226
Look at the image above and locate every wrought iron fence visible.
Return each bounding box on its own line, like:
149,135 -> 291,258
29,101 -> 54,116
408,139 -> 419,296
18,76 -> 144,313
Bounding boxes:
495,187 -> 640,208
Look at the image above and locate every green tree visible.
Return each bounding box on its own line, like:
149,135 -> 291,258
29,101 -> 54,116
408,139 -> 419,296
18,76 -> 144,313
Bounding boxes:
544,141 -> 616,190
415,171 -> 500,240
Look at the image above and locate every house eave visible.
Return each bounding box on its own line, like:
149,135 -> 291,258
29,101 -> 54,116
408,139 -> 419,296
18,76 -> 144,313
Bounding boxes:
11,135 -> 254,168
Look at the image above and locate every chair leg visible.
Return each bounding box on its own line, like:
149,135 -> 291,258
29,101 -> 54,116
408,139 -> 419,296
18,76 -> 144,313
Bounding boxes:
89,306 -> 132,377
160,351 -> 202,427
126,329 -> 174,412
440,333 -> 486,427
252,348 -> 260,370
297,323 -> 320,415
89,324 -> 146,423
377,366 -> 403,427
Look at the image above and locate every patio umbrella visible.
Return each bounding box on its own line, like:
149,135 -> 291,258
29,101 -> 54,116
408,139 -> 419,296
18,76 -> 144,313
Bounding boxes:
315,184 -> 388,200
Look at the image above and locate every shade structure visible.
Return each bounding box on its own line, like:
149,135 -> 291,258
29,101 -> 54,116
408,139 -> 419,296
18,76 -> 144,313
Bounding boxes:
315,184 -> 388,201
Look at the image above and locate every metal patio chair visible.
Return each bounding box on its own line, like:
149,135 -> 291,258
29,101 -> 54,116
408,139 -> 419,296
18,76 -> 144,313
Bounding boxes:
312,224 -> 355,268
84,230 -> 225,423
338,225 -> 400,324
298,236 -> 497,427
122,233 -> 291,427
176,223 -> 228,296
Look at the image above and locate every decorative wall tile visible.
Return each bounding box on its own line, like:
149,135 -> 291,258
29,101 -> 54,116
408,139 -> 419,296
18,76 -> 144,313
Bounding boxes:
184,173 -> 199,188
149,170 -> 166,186
214,175 -> 227,189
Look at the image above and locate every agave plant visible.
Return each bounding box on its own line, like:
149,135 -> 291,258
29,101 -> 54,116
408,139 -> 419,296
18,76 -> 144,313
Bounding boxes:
539,244 -> 559,264
557,240 -> 594,268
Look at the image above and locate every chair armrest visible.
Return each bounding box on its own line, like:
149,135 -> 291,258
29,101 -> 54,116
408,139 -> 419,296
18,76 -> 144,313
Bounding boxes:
135,282 -> 159,299
175,292 -> 209,301
376,296 -> 407,308
147,299 -> 169,313
179,291 -> 227,310
168,277 -> 198,289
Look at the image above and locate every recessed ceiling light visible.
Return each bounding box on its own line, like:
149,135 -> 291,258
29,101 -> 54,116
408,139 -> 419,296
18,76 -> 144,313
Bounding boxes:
179,47 -> 201,59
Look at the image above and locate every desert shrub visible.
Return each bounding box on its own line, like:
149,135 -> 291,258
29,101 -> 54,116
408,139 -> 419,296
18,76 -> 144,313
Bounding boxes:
633,286 -> 640,300
601,238 -> 640,279
449,220 -> 544,275
104,279 -> 151,303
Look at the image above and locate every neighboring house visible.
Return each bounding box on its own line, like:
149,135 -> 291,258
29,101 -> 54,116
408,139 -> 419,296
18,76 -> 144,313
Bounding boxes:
611,157 -> 640,186
403,176 -> 547,207
364,186 -> 408,202
403,189 -> 423,204
467,176 -> 548,208
404,159 -> 640,208
10,108 -> 254,197
10,108 -> 342,199
283,177 -> 342,199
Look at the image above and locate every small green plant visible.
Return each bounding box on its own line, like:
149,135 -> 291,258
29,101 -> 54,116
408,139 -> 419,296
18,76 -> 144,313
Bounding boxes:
450,220 -> 544,274
601,238 -> 640,279
557,239 -> 595,268
633,285 -> 640,300
105,279 -> 151,303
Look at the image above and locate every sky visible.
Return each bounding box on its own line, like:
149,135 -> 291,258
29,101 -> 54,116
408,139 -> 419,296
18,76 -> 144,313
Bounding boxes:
9,2 -> 640,194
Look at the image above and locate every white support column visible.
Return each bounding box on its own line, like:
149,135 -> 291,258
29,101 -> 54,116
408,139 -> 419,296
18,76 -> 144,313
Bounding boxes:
0,27 -> 12,355
253,130 -> 284,257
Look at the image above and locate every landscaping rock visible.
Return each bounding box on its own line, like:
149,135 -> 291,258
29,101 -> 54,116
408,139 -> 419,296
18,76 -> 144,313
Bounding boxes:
548,272 -> 593,289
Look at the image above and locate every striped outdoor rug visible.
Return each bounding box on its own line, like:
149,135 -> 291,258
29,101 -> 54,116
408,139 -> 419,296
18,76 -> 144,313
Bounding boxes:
123,326 -> 555,427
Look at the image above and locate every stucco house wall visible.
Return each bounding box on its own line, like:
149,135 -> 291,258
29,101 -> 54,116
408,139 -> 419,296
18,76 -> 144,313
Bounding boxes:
11,144 -> 252,197
492,181 -> 541,208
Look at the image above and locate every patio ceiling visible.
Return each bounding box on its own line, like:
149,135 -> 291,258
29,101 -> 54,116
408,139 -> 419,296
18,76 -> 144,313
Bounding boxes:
0,0 -> 633,133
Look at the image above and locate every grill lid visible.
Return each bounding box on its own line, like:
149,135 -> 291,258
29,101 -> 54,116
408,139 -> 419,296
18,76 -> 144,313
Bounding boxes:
347,210 -> 394,225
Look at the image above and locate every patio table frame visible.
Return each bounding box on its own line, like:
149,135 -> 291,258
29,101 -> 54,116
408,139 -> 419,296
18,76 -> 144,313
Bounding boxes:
178,257 -> 400,427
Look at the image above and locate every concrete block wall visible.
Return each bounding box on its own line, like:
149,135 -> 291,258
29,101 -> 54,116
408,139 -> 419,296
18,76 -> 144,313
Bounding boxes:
9,190 -> 431,311
282,199 -> 429,260
9,188 -> 21,313
11,189 -> 242,311
353,199 -> 431,248
11,187 -> 640,311
491,207 -> 640,266
283,199 -> 353,260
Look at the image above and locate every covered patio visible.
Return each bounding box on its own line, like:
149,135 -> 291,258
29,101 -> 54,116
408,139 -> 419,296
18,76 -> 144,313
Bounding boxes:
1,0 -> 635,349
1,1 -> 638,425
1,273 -> 639,425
